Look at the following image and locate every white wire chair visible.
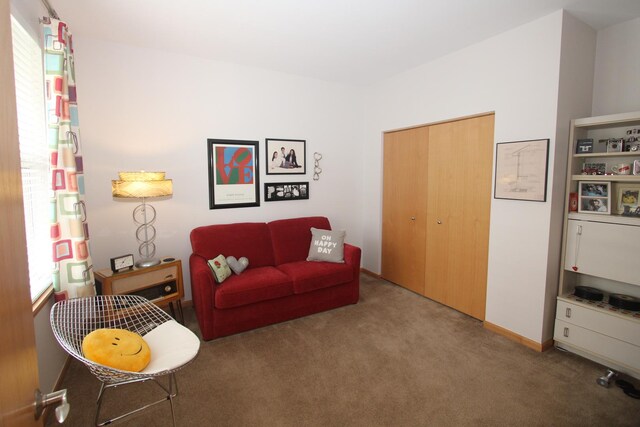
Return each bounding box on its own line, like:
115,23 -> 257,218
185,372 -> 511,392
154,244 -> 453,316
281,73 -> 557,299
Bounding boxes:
50,294 -> 200,426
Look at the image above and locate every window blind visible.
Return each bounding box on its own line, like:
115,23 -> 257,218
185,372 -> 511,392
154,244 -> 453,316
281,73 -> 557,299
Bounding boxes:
11,15 -> 52,301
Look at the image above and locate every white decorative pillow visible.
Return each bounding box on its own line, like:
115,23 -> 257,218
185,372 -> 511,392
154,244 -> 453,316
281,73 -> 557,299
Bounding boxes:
307,228 -> 345,263
207,255 -> 232,283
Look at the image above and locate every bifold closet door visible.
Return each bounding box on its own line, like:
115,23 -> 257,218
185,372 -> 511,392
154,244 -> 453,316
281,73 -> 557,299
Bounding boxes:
381,126 -> 429,295
424,114 -> 494,320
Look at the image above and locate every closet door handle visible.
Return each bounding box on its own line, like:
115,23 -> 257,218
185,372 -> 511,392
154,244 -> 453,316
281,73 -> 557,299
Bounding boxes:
437,220 -> 442,224
410,217 -> 415,221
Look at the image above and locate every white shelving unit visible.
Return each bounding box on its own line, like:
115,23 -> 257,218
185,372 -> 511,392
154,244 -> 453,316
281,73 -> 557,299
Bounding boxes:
556,111 -> 640,382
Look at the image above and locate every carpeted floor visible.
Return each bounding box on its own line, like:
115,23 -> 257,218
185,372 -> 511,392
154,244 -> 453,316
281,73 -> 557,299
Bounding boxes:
48,274 -> 640,426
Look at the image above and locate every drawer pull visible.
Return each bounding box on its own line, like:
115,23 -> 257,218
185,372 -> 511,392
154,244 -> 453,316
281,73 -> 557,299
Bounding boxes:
565,307 -> 571,318
165,274 -> 174,279
563,327 -> 570,338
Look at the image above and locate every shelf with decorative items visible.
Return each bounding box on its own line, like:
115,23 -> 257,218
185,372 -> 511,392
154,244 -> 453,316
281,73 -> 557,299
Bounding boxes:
571,174 -> 640,182
557,111 -> 640,383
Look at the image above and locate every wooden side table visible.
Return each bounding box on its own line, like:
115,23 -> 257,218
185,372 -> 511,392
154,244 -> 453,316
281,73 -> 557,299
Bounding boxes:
94,258 -> 185,324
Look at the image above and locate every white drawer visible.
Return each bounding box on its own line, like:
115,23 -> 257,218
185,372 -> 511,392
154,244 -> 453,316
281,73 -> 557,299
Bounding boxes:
554,319 -> 640,373
556,300 -> 640,346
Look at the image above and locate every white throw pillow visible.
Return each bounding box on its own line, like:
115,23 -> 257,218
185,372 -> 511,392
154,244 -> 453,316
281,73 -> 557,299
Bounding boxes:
207,254 -> 231,283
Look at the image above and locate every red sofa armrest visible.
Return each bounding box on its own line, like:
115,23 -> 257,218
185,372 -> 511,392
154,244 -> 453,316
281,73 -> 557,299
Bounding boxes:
189,254 -> 217,340
343,243 -> 361,273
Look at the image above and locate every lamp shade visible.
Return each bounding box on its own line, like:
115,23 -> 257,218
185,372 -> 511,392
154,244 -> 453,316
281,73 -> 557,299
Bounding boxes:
112,171 -> 173,198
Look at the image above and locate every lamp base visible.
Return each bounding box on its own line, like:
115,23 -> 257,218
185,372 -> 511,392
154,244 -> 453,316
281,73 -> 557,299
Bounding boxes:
135,258 -> 161,268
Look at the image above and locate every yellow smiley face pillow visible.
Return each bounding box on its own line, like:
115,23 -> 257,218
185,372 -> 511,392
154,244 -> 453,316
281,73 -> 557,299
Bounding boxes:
82,329 -> 151,372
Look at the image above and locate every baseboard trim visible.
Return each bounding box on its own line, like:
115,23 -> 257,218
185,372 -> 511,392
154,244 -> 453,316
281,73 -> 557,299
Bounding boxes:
483,321 -> 553,352
360,268 -> 381,279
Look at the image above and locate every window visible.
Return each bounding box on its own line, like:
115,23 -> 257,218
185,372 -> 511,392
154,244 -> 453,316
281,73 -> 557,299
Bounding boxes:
11,15 -> 52,301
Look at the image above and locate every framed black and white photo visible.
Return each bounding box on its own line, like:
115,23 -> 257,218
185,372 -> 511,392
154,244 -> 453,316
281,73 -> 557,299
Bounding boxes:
264,182 -> 309,202
494,139 -> 549,202
266,138 -> 306,175
207,138 -> 260,209
578,181 -> 610,214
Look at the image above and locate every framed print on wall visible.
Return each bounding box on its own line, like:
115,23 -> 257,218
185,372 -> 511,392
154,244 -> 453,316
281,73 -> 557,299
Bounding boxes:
207,139 -> 260,209
494,138 -> 549,202
264,182 -> 309,202
266,138 -> 306,175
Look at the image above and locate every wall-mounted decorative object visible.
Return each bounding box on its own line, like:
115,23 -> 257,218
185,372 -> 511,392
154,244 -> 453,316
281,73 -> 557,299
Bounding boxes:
207,139 -> 260,209
313,152 -> 323,181
578,181 -> 610,214
264,182 -> 309,202
494,138 -> 549,202
266,138 -> 306,175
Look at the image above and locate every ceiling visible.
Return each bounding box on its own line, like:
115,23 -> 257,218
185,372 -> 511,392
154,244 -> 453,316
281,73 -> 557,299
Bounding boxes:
53,0 -> 640,85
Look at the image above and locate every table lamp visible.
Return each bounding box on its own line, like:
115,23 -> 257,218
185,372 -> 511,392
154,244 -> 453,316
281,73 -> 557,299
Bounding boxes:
112,171 -> 173,268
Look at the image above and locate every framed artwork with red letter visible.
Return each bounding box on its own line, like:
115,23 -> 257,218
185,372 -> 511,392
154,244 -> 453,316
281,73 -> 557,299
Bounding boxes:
207,139 -> 260,209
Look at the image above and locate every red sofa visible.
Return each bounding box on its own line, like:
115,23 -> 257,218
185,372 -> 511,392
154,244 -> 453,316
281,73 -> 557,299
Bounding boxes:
189,216 -> 361,340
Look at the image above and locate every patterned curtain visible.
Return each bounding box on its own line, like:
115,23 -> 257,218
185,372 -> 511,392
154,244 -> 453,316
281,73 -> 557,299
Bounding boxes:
43,18 -> 95,301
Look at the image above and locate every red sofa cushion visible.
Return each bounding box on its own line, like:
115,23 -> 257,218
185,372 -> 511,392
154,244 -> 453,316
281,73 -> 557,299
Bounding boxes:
277,261 -> 353,294
214,266 -> 293,309
269,216 -> 331,265
190,222 -> 275,268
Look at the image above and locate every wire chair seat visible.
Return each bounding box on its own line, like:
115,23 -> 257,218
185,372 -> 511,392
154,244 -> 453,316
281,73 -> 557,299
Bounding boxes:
51,294 -> 200,426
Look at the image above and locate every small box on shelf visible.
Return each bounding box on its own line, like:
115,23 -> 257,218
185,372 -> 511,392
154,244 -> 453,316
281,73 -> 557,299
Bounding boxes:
576,138 -> 593,154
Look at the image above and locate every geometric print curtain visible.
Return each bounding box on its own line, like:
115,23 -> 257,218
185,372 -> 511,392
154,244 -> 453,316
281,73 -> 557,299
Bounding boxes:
43,18 -> 95,300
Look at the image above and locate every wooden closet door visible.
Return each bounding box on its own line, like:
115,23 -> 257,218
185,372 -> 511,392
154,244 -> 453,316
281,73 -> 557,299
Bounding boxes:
424,114 -> 494,320
381,126 -> 429,294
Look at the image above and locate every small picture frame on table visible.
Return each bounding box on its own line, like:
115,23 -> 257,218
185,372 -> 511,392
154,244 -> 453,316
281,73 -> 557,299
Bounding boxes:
617,184 -> 640,216
578,181 -> 610,214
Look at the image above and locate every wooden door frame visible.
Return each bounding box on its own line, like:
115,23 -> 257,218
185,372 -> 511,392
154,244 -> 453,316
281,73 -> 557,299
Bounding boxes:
383,111 -> 495,135
0,0 -> 42,424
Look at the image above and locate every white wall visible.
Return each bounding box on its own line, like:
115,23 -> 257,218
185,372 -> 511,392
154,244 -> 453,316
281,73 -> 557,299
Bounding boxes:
73,38 -> 365,301
592,16 -> 640,116
361,10 -> 578,344
543,13 -> 596,339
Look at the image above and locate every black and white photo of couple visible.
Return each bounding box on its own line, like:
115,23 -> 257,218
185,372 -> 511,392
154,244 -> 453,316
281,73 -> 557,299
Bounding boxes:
266,139 -> 306,175
270,146 -> 301,170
